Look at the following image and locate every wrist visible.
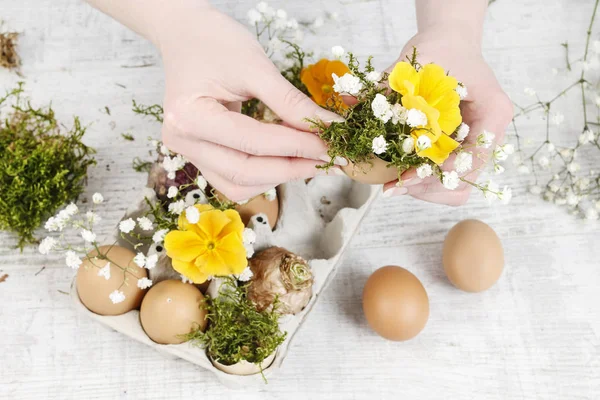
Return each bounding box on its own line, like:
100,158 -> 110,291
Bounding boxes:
414,23 -> 483,52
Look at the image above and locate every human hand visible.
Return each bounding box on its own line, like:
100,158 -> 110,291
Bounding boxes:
149,3 -> 345,201
382,25 -> 513,205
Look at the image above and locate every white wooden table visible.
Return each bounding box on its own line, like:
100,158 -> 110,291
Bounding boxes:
1,1 -> 599,399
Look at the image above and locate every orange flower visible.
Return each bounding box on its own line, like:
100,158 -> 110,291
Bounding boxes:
300,59 -> 350,108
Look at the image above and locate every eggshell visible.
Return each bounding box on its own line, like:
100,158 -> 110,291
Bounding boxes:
341,156 -> 398,184
210,351 -> 276,376
362,266 -> 429,341
214,189 -> 279,230
442,219 -> 504,292
76,245 -> 147,316
140,280 -> 207,344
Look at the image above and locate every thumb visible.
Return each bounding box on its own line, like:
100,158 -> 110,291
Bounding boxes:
252,68 -> 345,131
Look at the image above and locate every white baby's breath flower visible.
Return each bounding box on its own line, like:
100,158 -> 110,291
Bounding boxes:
119,218 -> 136,234
549,182 -> 560,193
38,237 -> 57,255
372,135 -> 388,155
579,129 -> 595,145
86,211 -> 101,224
476,130 -> 495,148
81,229 -> 96,243
567,162 -> 580,173
312,16 -> 324,29
517,164 -> 530,174
109,290 -> 126,304
365,71 -> 382,83
529,185 -> 542,195
256,2 -> 269,13
538,156 -> 550,168
92,193 -> 104,204
332,73 -> 363,95
498,186 -> 512,204
152,229 -> 168,243
168,200 -> 186,215
524,87 -> 536,96
137,277 -> 153,289
456,83 -> 468,100
237,267 -> 254,282
402,137 -> 414,154
247,8 -> 262,24
97,263 -> 111,280
560,148 -> 574,158
160,145 -> 170,156
416,164 -> 433,179
242,228 -> 257,245
142,187 -> 157,202
566,191 -> 580,206
494,164 -> 505,174
275,8 -> 287,19
45,216 -> 64,232
288,18 -> 300,31
586,208 -> 599,221
551,112 -> 565,126
331,45 -> 345,59
195,175 -> 208,191
133,252 -> 146,268
416,135 -> 432,151
442,171 -> 460,190
371,94 -> 393,123
268,37 -> 283,51
391,104 -> 407,125
181,275 -> 193,284
150,139 -> 159,148
406,109 -> 427,127
145,254 -> 158,270
137,217 -> 153,231
455,123 -> 470,141
493,146 -> 509,162
185,206 -> 200,224
264,188 -> 277,201
546,142 -> 556,152
162,155 -> 186,180
65,251 -> 82,270
167,186 -> 178,199
454,152 -> 473,173
245,243 -> 255,258
65,203 -> 79,216
483,180 -> 500,203
329,11 -> 339,20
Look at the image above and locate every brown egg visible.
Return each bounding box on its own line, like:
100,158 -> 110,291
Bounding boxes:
362,266 -> 429,341
76,245 -> 147,316
341,156 -> 398,184
214,189 -> 279,230
442,219 -> 504,292
140,280 -> 207,344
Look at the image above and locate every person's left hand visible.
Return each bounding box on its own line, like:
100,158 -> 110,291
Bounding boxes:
382,25 -> 513,206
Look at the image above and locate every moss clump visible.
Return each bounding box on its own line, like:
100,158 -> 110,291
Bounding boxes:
0,28 -> 19,71
185,278 -> 286,376
0,83 -> 95,249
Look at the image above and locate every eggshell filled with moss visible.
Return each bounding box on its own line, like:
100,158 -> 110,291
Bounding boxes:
76,245 -> 148,316
210,352 -> 276,376
214,189 -> 279,230
341,156 -> 398,184
140,280 -> 207,344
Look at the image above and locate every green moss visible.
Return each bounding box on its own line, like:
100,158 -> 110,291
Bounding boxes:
0,83 -> 95,249
132,100 -> 163,123
121,132 -> 134,141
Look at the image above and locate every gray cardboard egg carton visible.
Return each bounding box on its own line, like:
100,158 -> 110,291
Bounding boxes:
70,176 -> 379,387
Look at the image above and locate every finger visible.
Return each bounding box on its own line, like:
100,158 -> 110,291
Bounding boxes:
251,68 -> 345,131
198,166 -> 275,203
164,97 -> 330,160
341,95 -> 358,106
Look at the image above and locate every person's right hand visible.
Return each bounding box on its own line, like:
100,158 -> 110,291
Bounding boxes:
153,2 -> 345,201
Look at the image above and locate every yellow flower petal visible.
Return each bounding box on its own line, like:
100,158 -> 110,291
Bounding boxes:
417,64 -> 458,107
220,209 -> 245,239
416,133 -> 460,164
433,91 -> 462,134
164,230 -> 205,262
300,59 -> 350,107
172,258 -> 210,284
177,203 -> 214,230
389,62 -> 420,96
401,94 -> 442,138
197,209 -> 233,239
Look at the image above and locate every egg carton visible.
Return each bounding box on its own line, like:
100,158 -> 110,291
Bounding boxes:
70,176 -> 379,387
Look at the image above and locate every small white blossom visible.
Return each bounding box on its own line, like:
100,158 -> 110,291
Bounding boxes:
596,200 -> 600,211
549,182 -> 560,193
137,217 -> 153,231
560,148 -> 573,158
64,203 -> 78,216
416,164 -> 433,179
181,275 -> 193,284
65,251 -> 82,270
97,263 -> 111,280
498,186 -> 512,204
371,94 -> 393,123
442,171 -> 460,190
524,87 -> 536,96
275,8 -> 287,19
264,188 -> 277,201
109,290 -> 126,304
81,229 -> 96,243
546,142 -> 556,152
137,277 -> 153,289
365,71 -> 382,83
332,73 -> 363,96
391,104 -> 407,125
529,185 -> 542,195
331,45 -> 345,59
245,243 -> 255,258
160,145 -> 170,156
552,68 -> 559,76
86,211 -> 101,224
406,108 -> 427,127
483,180 -> 500,203
476,130 -> 495,148
493,146 -> 509,162
329,11 -> 339,20
133,253 -> 146,267
167,186 -> 178,199
416,135 -> 432,151
162,155 -> 186,180
185,189 -> 207,206
402,137 -> 415,154
243,228 -> 257,244
538,156 -> 550,168
288,18 -> 299,31
268,37 -> 283,52
92,193 -> 104,204
551,112 -> 565,126
455,123 -> 470,141
566,192 -> 580,206
456,83 -> 468,100
372,135 -> 388,155
168,200 -> 186,215
454,152 -> 473,173
256,2 -> 270,13
247,8 -> 262,24
312,16 -> 324,29
151,140 -> 159,148
145,254 -> 158,270
494,164 -> 505,174
38,237 -> 57,255
567,162 -> 580,173
185,206 -> 200,224
119,218 -> 136,234
45,216 -> 65,232
517,164 -> 530,174
152,229 -> 168,243
586,208 -> 599,220
579,129 -> 595,145
237,267 -> 254,282
196,175 -> 208,191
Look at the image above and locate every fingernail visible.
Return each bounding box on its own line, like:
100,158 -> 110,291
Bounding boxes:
315,109 -> 345,123
382,187 -> 408,197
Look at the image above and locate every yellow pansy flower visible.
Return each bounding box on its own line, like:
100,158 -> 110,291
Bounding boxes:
300,59 -> 350,109
389,62 -> 462,164
164,204 -> 247,284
